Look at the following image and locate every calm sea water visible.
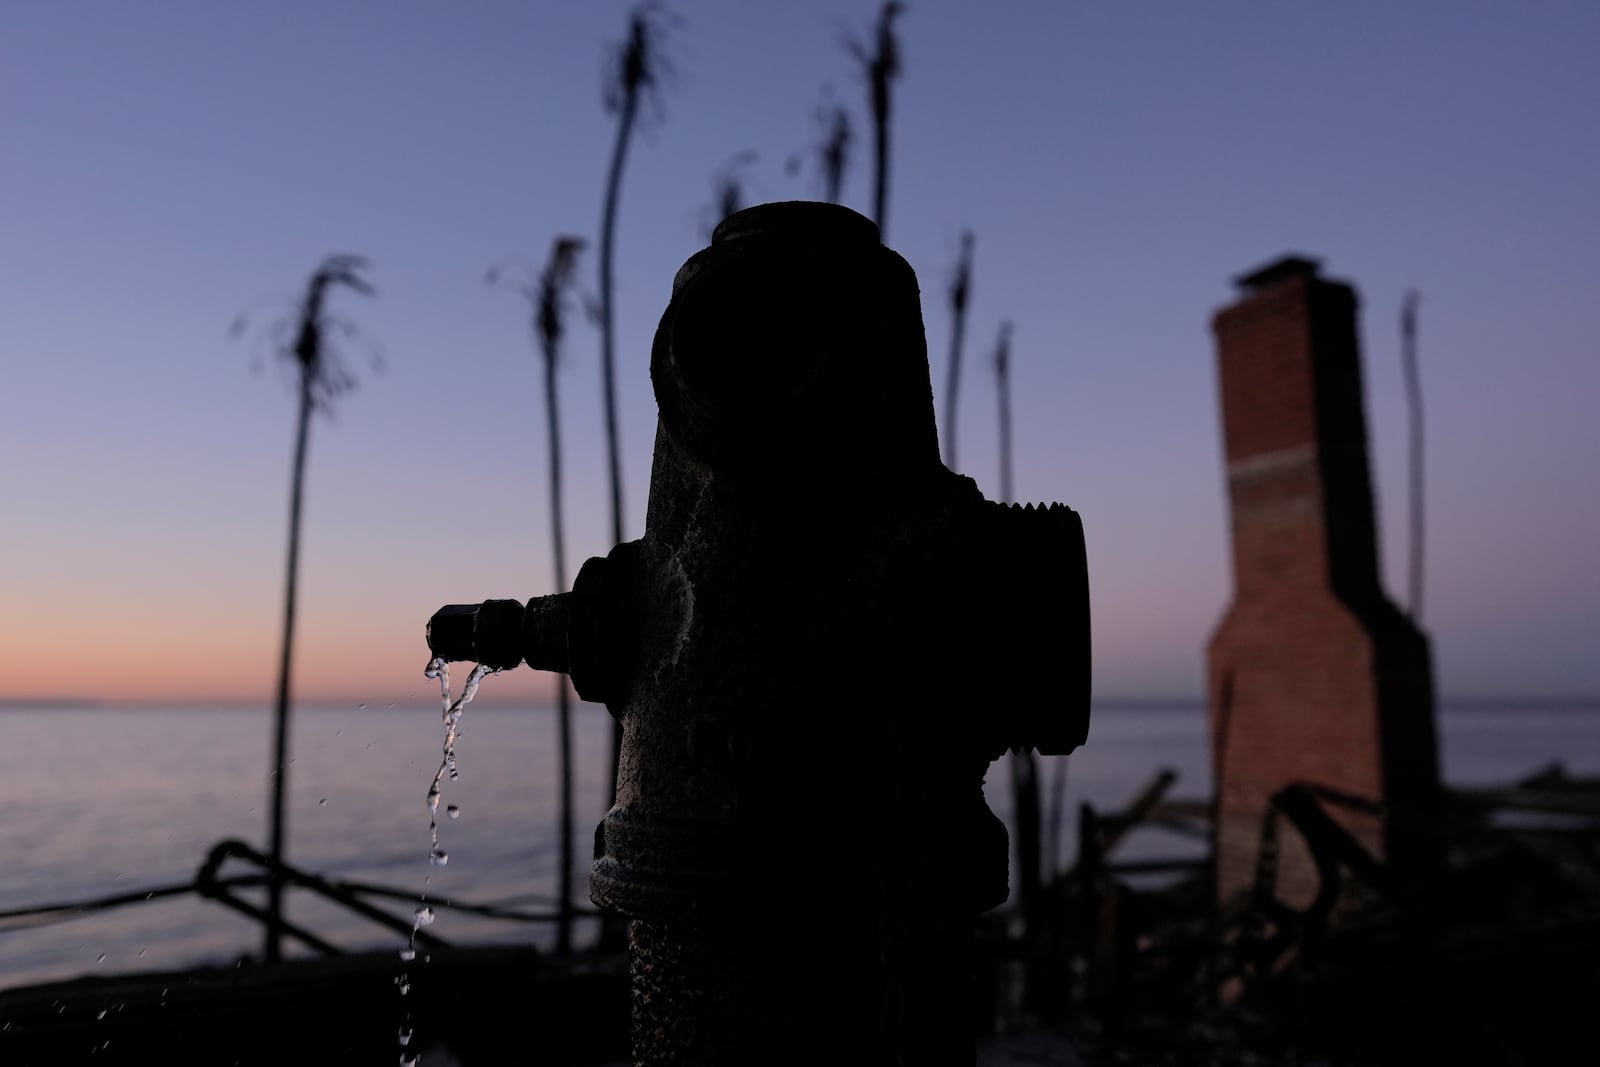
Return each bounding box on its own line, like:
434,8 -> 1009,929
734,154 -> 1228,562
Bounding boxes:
1,699 -> 1595,992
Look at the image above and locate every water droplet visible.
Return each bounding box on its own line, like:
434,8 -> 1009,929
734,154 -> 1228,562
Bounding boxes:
398,946 -> 416,962
398,1026 -> 413,1046
97,1010 -> 107,1020
446,804 -> 460,820
401,1056 -> 419,1067
358,703 -> 367,709
430,849 -> 448,867
319,798 -> 328,807
427,787 -> 441,814
335,729 -> 344,736
398,981 -> 411,996
138,949 -> 146,958
413,905 -> 435,927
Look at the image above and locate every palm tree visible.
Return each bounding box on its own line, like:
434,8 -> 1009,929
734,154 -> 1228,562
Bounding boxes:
598,2 -> 675,794
819,100 -> 852,205
1401,291 -> 1425,620
785,88 -> 852,203
846,2 -> 904,238
488,237 -> 585,954
942,231 -> 974,469
993,321 -> 1013,503
234,255 -> 375,963
702,150 -> 758,240
992,320 -> 1042,936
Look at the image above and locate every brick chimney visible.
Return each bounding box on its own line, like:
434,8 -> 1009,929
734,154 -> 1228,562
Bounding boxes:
1208,256 -> 1441,914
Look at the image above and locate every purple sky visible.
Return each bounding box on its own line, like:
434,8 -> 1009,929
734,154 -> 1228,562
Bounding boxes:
2,1 -> 1596,703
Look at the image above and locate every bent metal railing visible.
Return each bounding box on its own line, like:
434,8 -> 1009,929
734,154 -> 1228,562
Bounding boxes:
0,837 -> 596,966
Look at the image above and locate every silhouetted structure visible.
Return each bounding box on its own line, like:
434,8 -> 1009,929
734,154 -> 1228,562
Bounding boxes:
428,202 -> 1091,1065
701,150 -> 757,241
1401,290 -> 1425,619
244,255 -> 374,964
942,229 -> 974,470
488,237 -> 586,954
598,1 -> 676,816
1208,256 -> 1441,914
847,2 -> 903,238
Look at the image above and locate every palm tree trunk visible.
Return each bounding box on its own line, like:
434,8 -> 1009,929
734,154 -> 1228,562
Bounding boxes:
825,151 -> 843,205
873,107 -> 889,239
542,344 -> 575,956
995,322 -> 1042,940
996,332 -> 1012,505
943,242 -> 972,470
599,88 -> 639,800
944,312 -> 968,468
266,373 -> 312,963
1401,293 -> 1424,619
1013,749 -> 1042,932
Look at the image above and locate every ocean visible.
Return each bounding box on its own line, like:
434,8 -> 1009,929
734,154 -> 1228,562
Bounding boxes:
2,699 -> 1596,993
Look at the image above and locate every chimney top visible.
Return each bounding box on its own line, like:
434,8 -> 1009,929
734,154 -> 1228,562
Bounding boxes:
1233,255 -> 1322,294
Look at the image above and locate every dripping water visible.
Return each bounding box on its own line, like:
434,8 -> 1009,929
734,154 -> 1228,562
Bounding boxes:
397,655 -> 496,1064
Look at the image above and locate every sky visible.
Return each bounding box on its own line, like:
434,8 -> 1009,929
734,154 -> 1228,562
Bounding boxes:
1,1 -> 1596,705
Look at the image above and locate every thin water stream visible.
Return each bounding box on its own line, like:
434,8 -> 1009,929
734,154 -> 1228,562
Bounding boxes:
397,657 -> 496,1065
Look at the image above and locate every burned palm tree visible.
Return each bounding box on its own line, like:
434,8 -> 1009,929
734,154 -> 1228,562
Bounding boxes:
488,238 -> 585,953
233,255 -> 375,963
598,3 -> 675,795
991,319 -> 1043,935
1401,290 -> 1425,619
993,320 -> 1014,503
942,230 -> 974,469
845,1 -> 904,238
819,100 -> 852,204
701,150 -> 757,241
784,88 -> 852,204
598,2 -> 675,550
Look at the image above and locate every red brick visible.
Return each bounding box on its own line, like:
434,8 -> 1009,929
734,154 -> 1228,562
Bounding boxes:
1208,258 -> 1441,913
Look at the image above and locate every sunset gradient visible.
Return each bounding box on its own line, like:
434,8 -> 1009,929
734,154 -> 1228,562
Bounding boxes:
2,2 -> 1596,704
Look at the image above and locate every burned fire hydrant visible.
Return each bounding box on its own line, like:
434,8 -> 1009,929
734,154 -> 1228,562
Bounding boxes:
428,202 -> 1089,1064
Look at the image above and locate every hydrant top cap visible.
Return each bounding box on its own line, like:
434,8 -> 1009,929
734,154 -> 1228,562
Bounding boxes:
712,201 -> 880,248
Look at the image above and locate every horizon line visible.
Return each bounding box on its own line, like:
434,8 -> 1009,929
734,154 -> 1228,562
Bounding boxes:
5,693 -> 1600,710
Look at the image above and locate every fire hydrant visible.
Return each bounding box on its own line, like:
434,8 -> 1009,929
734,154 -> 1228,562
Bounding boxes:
428,202 -> 1090,1064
